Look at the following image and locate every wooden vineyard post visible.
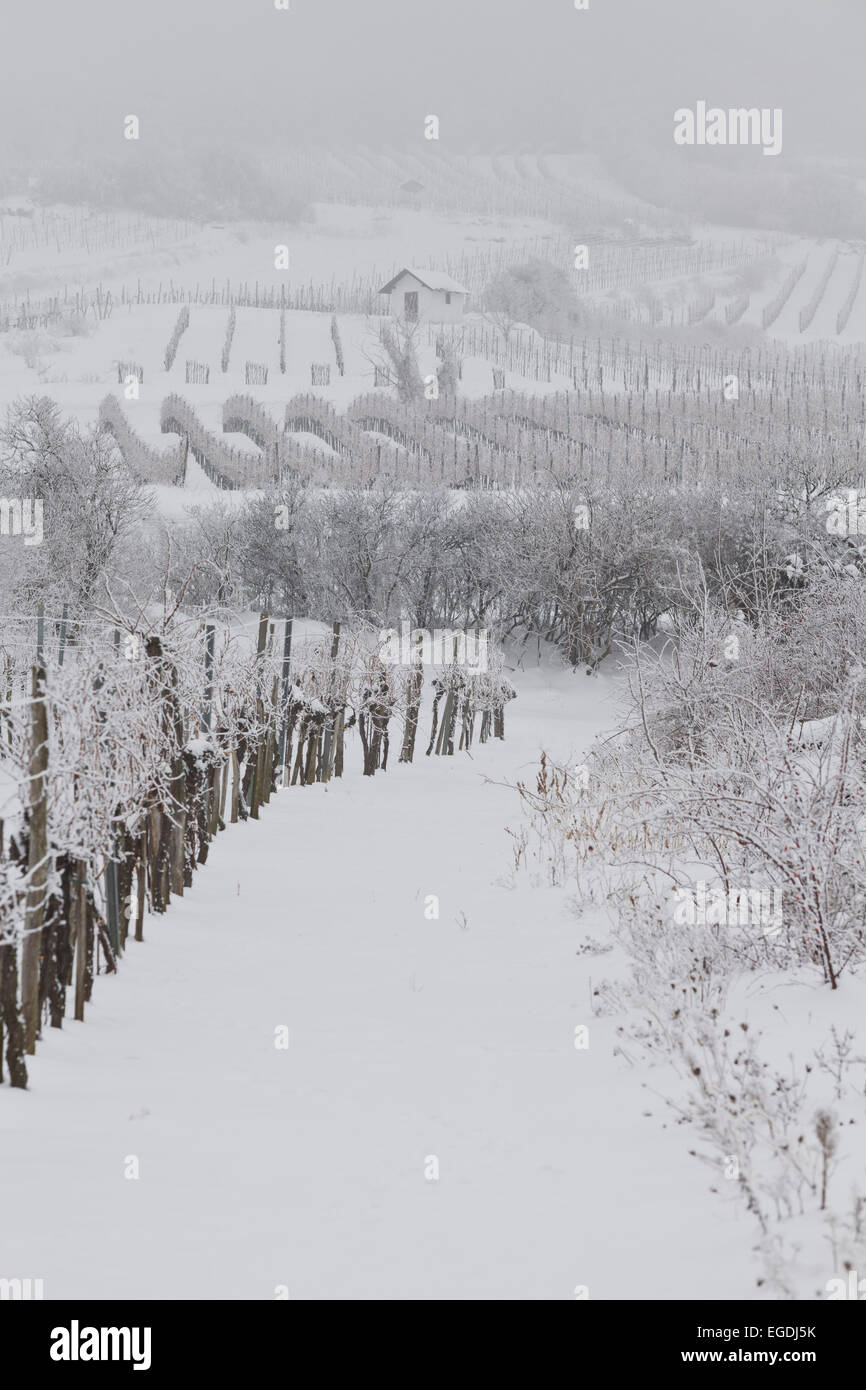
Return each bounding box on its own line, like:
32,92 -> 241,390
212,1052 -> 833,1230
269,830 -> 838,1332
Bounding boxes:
333,704 -> 346,780
263,676 -> 278,801
250,613 -> 269,819
433,641 -> 461,757
400,638 -> 423,763
90,638 -> 118,956
291,725 -> 306,786
321,621 -> 341,782
0,899 -> 28,1087
218,754 -> 228,827
105,852 -> 122,959
42,853 -> 72,1028
73,863 -> 87,1022
116,834 -> 133,951
167,755 -> 185,898
277,618 -> 293,786
104,634 -> 123,957
83,889 -> 95,1003
22,660 -> 49,1053
304,720 -> 321,784
145,636 -> 186,902
426,683 -> 443,757
230,747 -> 241,823
262,623 -> 278,802
202,625 -> 216,734
208,758 -> 223,839
201,624 -> 216,829
459,692 -> 473,751
434,690 -> 454,755
135,830 -> 146,942
146,805 -> 162,910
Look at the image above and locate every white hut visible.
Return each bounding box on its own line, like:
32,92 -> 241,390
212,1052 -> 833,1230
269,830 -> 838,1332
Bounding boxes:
379,268 -> 468,324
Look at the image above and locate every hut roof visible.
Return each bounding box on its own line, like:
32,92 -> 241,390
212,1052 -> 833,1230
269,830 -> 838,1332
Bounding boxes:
378,268 -> 469,296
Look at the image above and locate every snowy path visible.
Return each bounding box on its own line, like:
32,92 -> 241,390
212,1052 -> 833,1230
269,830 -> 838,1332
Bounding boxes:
2,665 -> 757,1300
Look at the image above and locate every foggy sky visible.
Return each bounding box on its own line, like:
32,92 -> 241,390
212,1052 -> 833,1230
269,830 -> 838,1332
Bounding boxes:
4,0 -> 865,162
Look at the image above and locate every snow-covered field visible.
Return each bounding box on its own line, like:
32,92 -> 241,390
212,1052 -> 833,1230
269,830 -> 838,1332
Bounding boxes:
3,144 -> 866,1314
0,657 -> 762,1300
3,203 -> 864,439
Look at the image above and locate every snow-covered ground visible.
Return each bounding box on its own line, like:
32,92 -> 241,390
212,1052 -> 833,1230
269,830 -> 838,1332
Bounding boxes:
2,203 -> 863,444
0,658 -> 758,1300
3,180 -> 864,1305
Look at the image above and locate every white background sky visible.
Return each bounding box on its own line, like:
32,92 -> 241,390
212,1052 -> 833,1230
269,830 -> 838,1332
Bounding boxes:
4,0 -> 864,159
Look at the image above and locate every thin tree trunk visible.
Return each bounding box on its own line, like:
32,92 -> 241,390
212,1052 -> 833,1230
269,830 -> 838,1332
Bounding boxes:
230,747 -> 240,823
0,939 -> 28,1088
135,832 -> 146,942
22,663 -> 49,1053
401,663 -> 423,763
83,892 -> 94,1003
73,866 -> 87,1022
220,755 -> 229,823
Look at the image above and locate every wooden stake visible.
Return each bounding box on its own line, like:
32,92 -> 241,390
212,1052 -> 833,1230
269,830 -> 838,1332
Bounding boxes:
22,663 -> 49,1053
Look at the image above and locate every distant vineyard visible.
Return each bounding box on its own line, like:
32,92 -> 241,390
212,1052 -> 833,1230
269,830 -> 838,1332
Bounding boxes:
837,252 -> 865,334
100,330 -> 866,492
99,395 -> 187,486
799,249 -> 839,333
762,258 -> 808,328
1,230 -> 859,346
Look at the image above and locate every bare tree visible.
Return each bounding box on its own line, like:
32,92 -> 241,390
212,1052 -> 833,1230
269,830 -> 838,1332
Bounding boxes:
363,319 -> 424,405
